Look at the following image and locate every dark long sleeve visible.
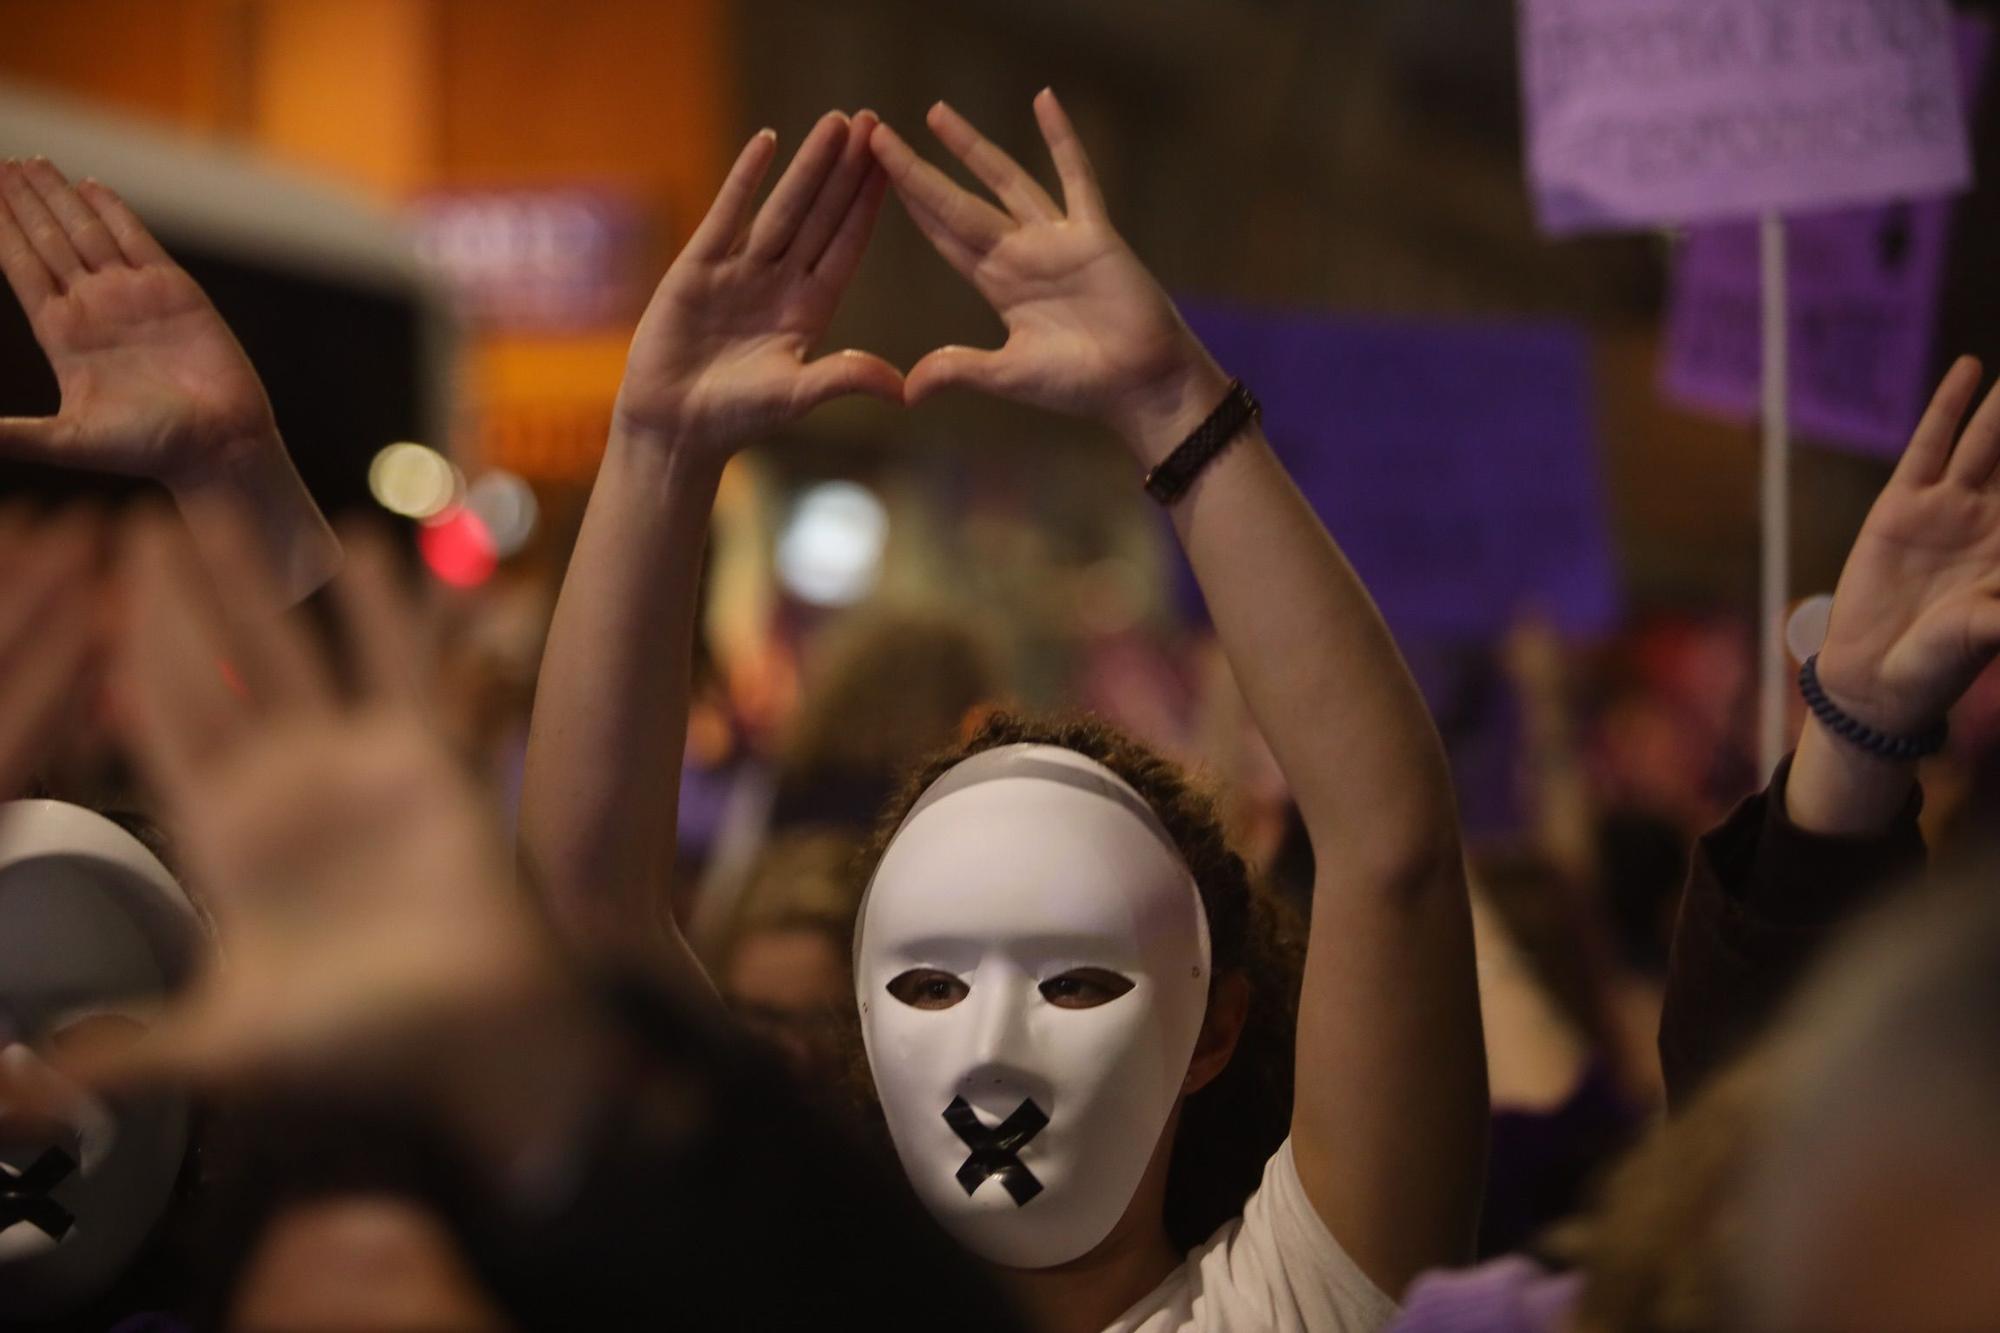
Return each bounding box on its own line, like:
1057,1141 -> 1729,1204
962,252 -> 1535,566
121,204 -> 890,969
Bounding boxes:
1657,755 -> 1925,1112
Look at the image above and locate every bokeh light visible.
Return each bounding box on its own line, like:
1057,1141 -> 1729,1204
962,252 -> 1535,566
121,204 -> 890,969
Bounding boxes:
465,469 -> 539,558
367,442 -> 460,520
417,504 -> 498,589
775,481 -> 889,607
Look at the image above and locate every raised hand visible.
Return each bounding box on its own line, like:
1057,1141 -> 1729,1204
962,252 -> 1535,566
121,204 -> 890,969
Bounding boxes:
0,508 -> 103,798
91,507 -> 608,1167
0,158 -> 276,481
0,158 -> 337,602
1814,357 -> 2000,736
614,111 -> 901,454
869,91 -> 1227,458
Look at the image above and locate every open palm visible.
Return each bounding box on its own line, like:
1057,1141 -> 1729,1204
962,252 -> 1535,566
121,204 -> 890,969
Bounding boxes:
869,93 -> 1220,447
1818,358 -> 2000,735
0,159 -> 276,482
615,111 -> 901,453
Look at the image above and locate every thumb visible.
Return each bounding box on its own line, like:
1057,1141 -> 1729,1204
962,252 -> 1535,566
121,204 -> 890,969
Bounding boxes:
0,416 -> 65,465
793,349 -> 905,413
905,345 -> 1018,407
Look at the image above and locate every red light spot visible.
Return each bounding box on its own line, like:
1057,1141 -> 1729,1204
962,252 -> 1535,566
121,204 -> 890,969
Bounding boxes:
418,505 -> 497,588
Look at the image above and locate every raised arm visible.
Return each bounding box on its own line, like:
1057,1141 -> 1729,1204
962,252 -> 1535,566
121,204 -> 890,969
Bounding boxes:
519,113 -> 899,971
1789,357 -> 2000,834
870,92 -> 1483,1293
1660,359 -> 2000,1103
0,159 -> 338,604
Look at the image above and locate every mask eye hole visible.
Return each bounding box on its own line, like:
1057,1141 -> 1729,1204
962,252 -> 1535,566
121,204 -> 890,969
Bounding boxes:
887,969 -> 970,1011
1038,968 -> 1135,1010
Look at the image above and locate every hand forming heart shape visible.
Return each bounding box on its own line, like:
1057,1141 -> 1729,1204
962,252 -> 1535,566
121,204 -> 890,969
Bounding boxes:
611,92 -> 1232,472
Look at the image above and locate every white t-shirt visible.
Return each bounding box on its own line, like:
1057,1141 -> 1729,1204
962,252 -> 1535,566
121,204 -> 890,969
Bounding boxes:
1103,1138 -> 1399,1333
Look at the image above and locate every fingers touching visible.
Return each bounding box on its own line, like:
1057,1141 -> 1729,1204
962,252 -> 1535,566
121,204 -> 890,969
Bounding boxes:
905,345 -> 1020,408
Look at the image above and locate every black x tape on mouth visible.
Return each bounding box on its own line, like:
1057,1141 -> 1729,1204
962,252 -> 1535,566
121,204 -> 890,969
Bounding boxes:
943,1096 -> 1048,1206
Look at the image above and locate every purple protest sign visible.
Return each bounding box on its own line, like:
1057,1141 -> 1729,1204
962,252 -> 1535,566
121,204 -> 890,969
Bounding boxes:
1176,303 -> 1620,643
1521,0 -> 1974,234
1171,307 -> 1616,838
1658,18 -> 1991,458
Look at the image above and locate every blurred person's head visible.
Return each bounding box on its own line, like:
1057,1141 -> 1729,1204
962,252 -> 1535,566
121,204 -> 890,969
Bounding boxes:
1554,1058 -> 1770,1333
852,711 -> 1297,1268
0,799 -> 204,1325
229,1194 -> 510,1333
196,1102 -> 508,1333
778,607 -> 999,808
717,832 -> 863,1082
1739,872 -> 2000,1333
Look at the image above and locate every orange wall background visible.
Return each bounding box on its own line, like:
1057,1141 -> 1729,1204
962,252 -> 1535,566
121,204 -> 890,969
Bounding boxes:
0,0 -> 734,479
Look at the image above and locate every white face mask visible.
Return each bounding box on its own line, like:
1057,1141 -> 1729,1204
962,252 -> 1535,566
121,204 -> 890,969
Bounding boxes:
855,745 -> 1211,1269
0,800 -> 202,1322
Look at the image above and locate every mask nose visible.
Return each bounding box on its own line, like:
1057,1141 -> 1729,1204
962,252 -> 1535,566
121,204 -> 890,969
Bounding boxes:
965,963 -> 1036,1082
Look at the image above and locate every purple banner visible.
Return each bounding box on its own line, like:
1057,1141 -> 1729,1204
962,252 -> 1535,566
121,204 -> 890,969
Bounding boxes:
1177,304 -> 1620,642
1658,18 -> 1990,458
1521,0 -> 1974,234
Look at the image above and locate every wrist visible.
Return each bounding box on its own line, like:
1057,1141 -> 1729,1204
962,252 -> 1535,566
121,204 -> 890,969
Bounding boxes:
164,435 -> 342,605
1108,348 -> 1233,469
605,417 -> 730,495
1809,647 -> 1943,740
1784,714 -> 1919,836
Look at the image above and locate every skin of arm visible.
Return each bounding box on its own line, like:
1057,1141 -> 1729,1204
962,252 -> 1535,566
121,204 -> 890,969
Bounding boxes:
1787,358 -> 2000,837
870,90 -> 1486,1295
519,112 -> 900,973
0,158 -> 339,605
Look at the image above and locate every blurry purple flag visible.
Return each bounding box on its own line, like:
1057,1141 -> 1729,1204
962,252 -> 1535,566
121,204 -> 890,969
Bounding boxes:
1521,0 -> 1974,234
1658,19 -> 1991,459
1177,304 -> 1620,642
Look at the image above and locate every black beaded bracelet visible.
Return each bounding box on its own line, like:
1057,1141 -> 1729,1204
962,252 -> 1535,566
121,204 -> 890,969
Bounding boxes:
1797,653 -> 1948,761
1142,379 -> 1261,506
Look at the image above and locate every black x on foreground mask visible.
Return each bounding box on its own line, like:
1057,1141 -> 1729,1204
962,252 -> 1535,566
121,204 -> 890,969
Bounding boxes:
0,800 -> 203,1322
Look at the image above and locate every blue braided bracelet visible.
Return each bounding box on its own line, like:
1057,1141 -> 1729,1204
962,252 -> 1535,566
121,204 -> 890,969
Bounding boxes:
1797,654 -> 1948,761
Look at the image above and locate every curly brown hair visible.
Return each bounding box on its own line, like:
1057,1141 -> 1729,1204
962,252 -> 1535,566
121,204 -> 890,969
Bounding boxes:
854,708 -> 1306,1252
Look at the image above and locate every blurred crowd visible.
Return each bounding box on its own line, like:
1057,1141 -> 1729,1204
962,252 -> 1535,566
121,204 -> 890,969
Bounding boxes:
5,92 -> 2000,1333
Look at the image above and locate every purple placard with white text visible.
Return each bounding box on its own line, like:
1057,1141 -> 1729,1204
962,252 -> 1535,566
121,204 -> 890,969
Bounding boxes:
1658,18 -> 1991,458
1176,304 -> 1620,642
1520,0 -> 1974,234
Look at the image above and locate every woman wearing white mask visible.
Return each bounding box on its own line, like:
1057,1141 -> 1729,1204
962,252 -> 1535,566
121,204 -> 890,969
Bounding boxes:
523,97 -> 1485,1332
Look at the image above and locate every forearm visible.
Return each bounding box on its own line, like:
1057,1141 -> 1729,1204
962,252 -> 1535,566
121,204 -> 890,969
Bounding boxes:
168,437 -> 342,606
1138,358 -> 1483,1288
520,427 -> 722,974
1139,362 -> 1458,880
